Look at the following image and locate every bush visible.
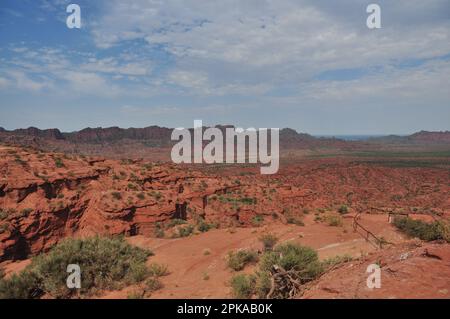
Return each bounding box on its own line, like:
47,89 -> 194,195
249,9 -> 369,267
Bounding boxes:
259,233 -> 278,252
393,217 -> 450,242
54,158 -> 64,168
136,192 -> 146,200
322,255 -> 353,270
0,210 -> 8,221
227,250 -> 258,271
145,277 -> 163,292
149,191 -> 163,201
254,271 -> 272,299
251,215 -> 264,227
197,219 -> 216,233
127,289 -> 145,299
230,274 -> 255,299
167,219 -> 187,228
0,271 -> 41,299
0,236 -> 153,299
148,263 -> 169,277
175,225 -> 194,238
20,208 -> 33,218
111,192 -> 122,200
252,243 -> 324,299
154,224 -> 165,238
286,217 -> 304,226
259,243 -> 323,282
325,215 -> 343,227
338,205 -> 349,215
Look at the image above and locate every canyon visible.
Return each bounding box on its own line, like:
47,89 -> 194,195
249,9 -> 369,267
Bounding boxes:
0,128 -> 449,299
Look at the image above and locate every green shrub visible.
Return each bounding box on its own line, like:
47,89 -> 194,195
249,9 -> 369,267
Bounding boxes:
258,233 -> 278,252
251,215 -> 264,227
127,289 -> 145,299
0,236 -> 153,299
111,192 -> 122,200
0,210 -> 8,221
136,192 -> 146,200
230,274 -> 255,299
286,217 -> 304,226
241,197 -> 257,205
175,225 -> 194,238
148,263 -> 169,277
127,183 -> 138,191
259,243 -> 323,281
393,217 -> 450,242
227,250 -> 258,271
325,215 -> 343,227
197,219 -> 216,233
54,158 -> 64,168
254,271 -> 272,299
167,218 -> 187,228
250,243 -> 324,299
338,205 -> 349,215
154,224 -> 165,238
145,277 -> 163,292
149,191 -> 163,201
0,271 -> 41,299
322,254 -> 353,270
20,208 -> 33,218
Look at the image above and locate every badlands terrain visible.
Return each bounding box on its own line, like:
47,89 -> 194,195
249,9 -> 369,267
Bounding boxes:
0,128 -> 449,299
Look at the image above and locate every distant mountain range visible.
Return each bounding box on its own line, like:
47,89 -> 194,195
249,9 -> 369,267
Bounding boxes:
0,126 -> 449,158
368,131 -> 450,144
0,125 -> 350,148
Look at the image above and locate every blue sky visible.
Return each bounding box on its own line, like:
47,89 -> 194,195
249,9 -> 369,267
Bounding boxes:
0,0 -> 449,134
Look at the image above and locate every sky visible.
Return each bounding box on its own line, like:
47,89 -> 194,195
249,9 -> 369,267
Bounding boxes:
0,0 -> 449,135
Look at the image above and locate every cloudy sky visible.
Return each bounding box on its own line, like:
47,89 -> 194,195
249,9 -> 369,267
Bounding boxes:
0,0 -> 449,134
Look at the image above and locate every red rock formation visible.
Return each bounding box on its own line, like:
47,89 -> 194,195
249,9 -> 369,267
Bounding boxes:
1,145 -> 449,262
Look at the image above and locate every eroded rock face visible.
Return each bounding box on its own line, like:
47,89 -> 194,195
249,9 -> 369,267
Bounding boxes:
1,146 -> 449,261
0,146 -> 248,260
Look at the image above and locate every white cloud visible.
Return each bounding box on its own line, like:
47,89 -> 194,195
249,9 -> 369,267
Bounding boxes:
2,0 -> 450,112
267,59 -> 450,110
10,47 -> 28,53
92,0 -> 450,69
58,71 -> 122,97
0,77 -> 10,89
80,57 -> 152,76
6,71 -> 48,92
82,0 -> 450,101
167,70 -> 208,90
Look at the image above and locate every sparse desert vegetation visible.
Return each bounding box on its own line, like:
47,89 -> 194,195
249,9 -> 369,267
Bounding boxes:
226,249 -> 259,271
393,217 -> 450,242
231,243 -> 324,299
0,236 -> 153,299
